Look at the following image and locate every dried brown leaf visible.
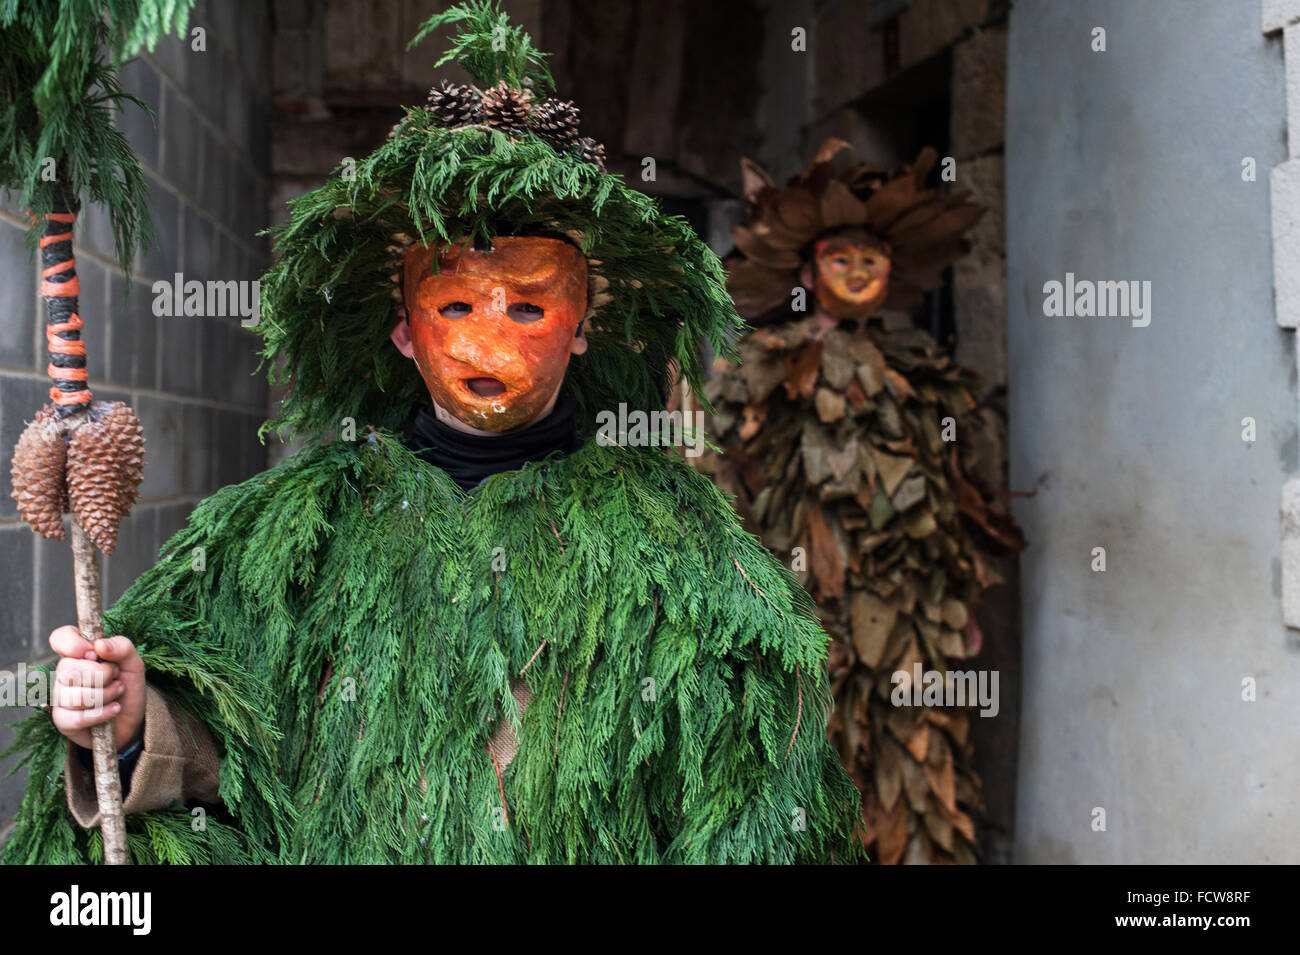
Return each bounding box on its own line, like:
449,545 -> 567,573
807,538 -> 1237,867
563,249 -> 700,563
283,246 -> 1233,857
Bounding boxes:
805,504 -> 846,600
873,448 -> 912,496
850,589 -> 897,668
814,387 -> 845,423
904,721 -> 930,763
783,341 -> 824,400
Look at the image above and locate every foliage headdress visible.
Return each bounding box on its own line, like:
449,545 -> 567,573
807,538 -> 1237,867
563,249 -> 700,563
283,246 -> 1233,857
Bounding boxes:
726,138 -> 985,322
258,0 -> 743,442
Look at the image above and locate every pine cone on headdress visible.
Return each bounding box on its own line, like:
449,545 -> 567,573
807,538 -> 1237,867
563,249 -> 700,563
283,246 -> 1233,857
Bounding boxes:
575,136 -> 606,172
65,401 -> 146,555
426,80 -> 481,127
530,99 -> 581,149
478,82 -> 533,133
10,404 -> 68,540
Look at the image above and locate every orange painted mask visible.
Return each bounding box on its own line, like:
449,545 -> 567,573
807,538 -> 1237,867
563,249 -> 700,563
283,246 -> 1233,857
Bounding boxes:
403,235 -> 588,431
812,230 -> 891,318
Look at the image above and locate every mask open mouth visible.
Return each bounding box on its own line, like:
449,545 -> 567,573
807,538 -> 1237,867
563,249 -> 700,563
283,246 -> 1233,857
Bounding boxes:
464,377 -> 507,398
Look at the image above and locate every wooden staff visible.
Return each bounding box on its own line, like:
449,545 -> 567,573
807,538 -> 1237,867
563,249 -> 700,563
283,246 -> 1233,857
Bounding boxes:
11,188 -> 145,864
46,194 -> 128,864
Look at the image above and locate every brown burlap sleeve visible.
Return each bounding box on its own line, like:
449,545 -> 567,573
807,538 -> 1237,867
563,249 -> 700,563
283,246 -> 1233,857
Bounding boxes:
64,683 -> 222,829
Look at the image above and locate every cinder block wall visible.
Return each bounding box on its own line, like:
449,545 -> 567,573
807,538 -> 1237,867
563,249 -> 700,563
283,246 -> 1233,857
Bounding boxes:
0,0 -> 273,838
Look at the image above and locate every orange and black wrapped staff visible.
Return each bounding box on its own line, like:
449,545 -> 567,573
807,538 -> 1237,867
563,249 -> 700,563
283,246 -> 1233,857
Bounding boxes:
41,198 -> 92,412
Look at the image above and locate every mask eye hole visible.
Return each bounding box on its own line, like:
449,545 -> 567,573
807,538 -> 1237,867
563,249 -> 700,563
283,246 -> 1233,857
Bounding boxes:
508,302 -> 544,323
439,301 -> 472,320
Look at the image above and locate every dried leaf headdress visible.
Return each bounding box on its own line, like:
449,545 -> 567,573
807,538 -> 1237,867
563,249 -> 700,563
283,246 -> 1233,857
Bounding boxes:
726,139 -> 985,322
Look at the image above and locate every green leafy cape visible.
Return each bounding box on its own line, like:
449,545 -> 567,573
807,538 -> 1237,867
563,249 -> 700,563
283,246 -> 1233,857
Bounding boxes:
4,433 -> 862,863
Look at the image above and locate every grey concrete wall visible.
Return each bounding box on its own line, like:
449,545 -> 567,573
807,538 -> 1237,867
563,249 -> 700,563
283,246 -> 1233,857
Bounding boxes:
0,0 -> 272,837
1007,0 -> 1295,862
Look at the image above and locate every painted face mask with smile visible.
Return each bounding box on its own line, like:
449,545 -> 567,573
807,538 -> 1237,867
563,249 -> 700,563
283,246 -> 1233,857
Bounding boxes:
398,235 -> 589,432
812,230 -> 892,319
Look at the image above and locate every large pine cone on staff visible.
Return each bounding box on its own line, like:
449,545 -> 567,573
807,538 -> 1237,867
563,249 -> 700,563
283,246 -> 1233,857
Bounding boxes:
11,404 -> 69,540
65,401 -> 146,555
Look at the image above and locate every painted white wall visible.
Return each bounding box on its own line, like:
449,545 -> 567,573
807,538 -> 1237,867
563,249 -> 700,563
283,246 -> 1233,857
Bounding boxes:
1007,0 -> 1297,862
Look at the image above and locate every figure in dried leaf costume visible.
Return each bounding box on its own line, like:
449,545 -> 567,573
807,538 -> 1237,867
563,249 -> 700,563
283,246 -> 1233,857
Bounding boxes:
694,140 -> 1026,864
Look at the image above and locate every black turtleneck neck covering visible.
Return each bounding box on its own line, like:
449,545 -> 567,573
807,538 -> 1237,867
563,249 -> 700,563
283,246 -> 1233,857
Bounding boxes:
403,392 -> 582,490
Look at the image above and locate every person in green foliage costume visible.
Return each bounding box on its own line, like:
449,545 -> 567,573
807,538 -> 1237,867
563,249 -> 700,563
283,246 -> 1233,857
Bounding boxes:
2,2 -> 863,865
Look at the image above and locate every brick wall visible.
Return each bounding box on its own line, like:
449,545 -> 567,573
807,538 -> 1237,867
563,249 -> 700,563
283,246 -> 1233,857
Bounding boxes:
0,0 -> 273,840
